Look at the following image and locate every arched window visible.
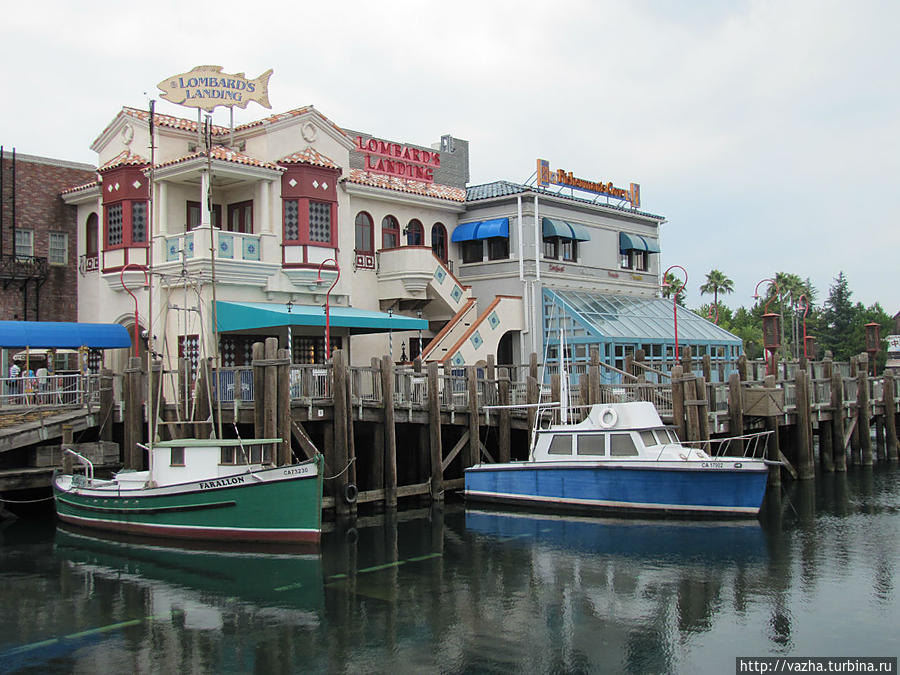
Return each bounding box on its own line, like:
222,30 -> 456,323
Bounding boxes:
85,213 -> 99,257
382,215 -> 400,249
406,219 -> 424,246
355,212 -> 373,253
431,222 -> 448,262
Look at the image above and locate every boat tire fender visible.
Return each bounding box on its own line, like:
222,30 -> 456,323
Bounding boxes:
343,482 -> 358,504
597,407 -> 618,429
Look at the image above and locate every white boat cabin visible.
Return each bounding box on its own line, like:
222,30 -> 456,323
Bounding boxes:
531,402 -> 710,462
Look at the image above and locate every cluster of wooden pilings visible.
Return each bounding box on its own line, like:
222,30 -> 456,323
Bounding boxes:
116,340 -> 900,519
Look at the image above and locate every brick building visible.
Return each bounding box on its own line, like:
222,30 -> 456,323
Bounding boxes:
0,149 -> 96,322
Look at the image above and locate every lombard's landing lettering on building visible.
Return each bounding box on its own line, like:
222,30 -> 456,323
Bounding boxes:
356,136 -> 441,183
537,158 -> 640,208
158,65 -> 273,111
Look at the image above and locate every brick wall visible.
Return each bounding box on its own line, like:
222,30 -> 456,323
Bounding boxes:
0,150 -> 96,322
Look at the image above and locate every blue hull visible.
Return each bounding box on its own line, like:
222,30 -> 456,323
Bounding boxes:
464,463 -> 768,517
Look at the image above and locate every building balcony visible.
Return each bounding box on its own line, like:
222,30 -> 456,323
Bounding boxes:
376,246 -> 437,300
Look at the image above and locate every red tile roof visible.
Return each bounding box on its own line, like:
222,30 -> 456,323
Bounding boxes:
278,147 -> 339,169
154,145 -> 282,171
99,150 -> 150,172
60,180 -> 101,196
344,169 -> 466,202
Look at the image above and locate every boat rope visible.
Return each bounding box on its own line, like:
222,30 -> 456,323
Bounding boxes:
0,495 -> 55,504
324,457 -> 356,480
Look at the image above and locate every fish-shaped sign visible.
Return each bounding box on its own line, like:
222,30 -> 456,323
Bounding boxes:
157,65 -> 273,111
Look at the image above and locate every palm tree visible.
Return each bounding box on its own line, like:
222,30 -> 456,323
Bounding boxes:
661,271 -> 686,306
699,269 -> 734,317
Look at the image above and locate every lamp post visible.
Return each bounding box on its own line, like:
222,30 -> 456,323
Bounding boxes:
865,322 -> 881,376
662,265 -> 687,365
754,278 -> 780,377
315,258 -> 340,360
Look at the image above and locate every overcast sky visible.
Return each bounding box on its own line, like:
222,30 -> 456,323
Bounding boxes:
2,0 -> 897,313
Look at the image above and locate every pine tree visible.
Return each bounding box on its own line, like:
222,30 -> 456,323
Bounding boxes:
821,272 -> 858,360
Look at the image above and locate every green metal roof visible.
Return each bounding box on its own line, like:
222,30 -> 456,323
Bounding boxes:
216,301 -> 428,334
546,289 -> 741,344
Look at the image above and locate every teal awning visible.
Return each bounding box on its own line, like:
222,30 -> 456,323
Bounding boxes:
216,301 -> 428,334
541,218 -> 591,242
452,218 -> 509,242
619,232 -> 660,253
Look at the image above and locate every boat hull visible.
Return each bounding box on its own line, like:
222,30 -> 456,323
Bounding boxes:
53,460 -> 323,544
464,461 -> 769,517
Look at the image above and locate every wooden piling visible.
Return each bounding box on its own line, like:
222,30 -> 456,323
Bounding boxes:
727,372 -> 744,454
123,356 -> 143,468
671,365 -> 686,442
276,349 -> 291,466
820,358 -> 834,472
252,342 -> 265,438
427,361 -> 443,501
99,368 -> 114,443
737,355 -> 748,382
794,367 -> 814,480
381,354 -> 398,508
685,377 -> 701,442
263,338 -> 278,441
62,424 -> 73,474
681,346 -> 693,376
858,354 -> 872,466
701,353 -> 711,383
589,347 -> 600,406
466,366 -> 480,467
695,376 -> 709,441
332,349 -> 350,519
764,374 -> 781,487
884,372 -> 898,461
831,369 -> 847,472
527,375 -> 539,446
498,368 -> 511,463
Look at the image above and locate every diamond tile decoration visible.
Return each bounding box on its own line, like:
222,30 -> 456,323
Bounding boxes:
218,234 -> 234,259
114,182 -> 120,191
107,185 -> 113,192
450,285 -> 462,303
451,353 -> 465,367
312,180 -> 319,189
289,178 -> 298,187
470,331 -> 483,349
242,237 -> 260,261
488,311 -> 500,330
434,267 -> 447,284
132,180 -> 142,189
322,182 -> 328,190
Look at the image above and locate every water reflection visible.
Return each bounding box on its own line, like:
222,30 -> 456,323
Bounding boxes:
0,465 -> 898,674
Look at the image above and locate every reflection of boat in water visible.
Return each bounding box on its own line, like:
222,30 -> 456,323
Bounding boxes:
54,525 -> 324,613
465,508 -> 768,562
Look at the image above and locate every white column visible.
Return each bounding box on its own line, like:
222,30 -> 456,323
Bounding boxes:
157,182 -> 169,235
260,180 -> 272,234
200,170 -> 211,226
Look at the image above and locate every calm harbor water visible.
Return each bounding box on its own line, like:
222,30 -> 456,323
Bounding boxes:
1,465 -> 898,674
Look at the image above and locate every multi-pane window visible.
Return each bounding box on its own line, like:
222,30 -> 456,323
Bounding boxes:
543,237 -> 558,259
406,220 -> 424,246
620,250 -> 648,271
461,240 -> 483,263
131,202 -> 147,243
227,201 -> 253,233
187,201 -> 221,229
561,239 -> 577,262
431,223 -> 447,261
49,232 -> 68,265
488,237 -> 509,260
107,205 -> 123,246
15,229 -> 34,258
382,215 -> 400,249
292,336 -> 342,364
309,202 -> 331,243
283,199 -> 300,241
355,212 -> 374,253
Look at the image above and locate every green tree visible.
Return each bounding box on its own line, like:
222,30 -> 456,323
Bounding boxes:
699,269 -> 734,318
661,270 -> 686,307
821,272 -> 857,360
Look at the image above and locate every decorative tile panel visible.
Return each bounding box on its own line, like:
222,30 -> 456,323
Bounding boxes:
242,236 -> 260,261
433,267 -> 447,284
218,233 -> 234,259
451,353 -> 465,367
488,311 -> 500,330
470,331 -> 483,349
450,285 -> 462,303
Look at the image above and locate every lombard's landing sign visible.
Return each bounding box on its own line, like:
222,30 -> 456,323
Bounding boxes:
537,158 -> 640,209
158,65 -> 273,111
356,136 -> 441,183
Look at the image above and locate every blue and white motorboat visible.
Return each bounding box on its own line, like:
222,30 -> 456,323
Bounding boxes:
464,401 -> 773,517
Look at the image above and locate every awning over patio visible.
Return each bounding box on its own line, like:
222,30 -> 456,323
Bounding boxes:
216,301 -> 429,334
0,321 -> 132,349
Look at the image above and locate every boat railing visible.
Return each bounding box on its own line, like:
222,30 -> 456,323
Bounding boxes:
681,430 -> 774,460
63,447 -> 95,486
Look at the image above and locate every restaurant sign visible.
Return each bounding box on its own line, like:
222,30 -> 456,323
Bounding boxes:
537,159 -> 640,208
356,136 -> 441,183
158,65 -> 273,111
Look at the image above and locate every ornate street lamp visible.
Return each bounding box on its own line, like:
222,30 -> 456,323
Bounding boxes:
754,278 -> 781,376
662,265 -> 687,364
315,258 -> 341,360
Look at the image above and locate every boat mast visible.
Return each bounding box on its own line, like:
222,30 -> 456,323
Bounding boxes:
204,115 -> 224,439
147,100 -> 157,447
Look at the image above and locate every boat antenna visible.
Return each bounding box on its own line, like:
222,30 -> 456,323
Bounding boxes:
147,99 -> 157,446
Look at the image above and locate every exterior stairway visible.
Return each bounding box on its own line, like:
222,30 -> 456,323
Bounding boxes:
422,294 -> 523,367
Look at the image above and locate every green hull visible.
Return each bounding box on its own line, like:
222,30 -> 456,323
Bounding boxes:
53,457 -> 323,544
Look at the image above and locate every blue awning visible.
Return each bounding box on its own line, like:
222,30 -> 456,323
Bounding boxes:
541,218 -> 591,242
217,302 -> 428,334
452,218 -> 510,242
0,321 -> 132,349
619,232 -> 660,253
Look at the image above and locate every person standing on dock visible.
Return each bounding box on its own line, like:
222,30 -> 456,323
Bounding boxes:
8,361 -> 20,405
